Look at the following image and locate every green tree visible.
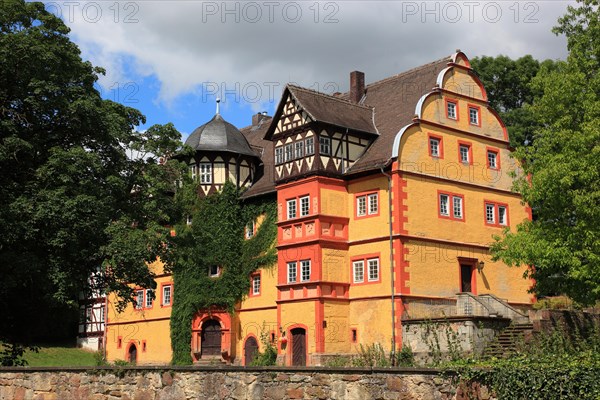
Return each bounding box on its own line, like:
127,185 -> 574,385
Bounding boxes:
0,0 -> 185,364
470,55 -> 558,148
491,0 -> 600,305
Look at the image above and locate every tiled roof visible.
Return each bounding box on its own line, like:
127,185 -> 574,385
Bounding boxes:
346,56 -> 451,174
240,116 -> 276,199
287,85 -> 378,135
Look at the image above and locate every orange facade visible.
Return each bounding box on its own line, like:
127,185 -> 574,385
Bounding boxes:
104,51 -> 533,366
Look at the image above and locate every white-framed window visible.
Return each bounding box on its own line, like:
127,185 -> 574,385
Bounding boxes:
485,203 -> 495,224
319,136 -> 331,155
439,194 -> 449,216
453,196 -> 463,219
447,101 -> 457,119
295,142 -> 304,159
287,199 -> 297,219
487,150 -> 498,169
469,107 -> 479,125
305,137 -> 315,155
300,260 -> 311,282
459,144 -> 470,164
285,143 -> 294,162
190,164 -> 197,180
430,137 -> 441,157
252,274 -> 261,295
162,285 -> 172,306
368,193 -> 378,215
357,196 -> 367,217
145,289 -> 154,308
209,265 -> 220,277
135,290 -> 144,309
498,206 -> 507,226
275,146 -> 284,164
245,220 -> 255,239
199,163 -> 212,184
367,258 -> 379,281
353,260 -> 364,283
287,261 -> 297,283
299,196 -> 310,217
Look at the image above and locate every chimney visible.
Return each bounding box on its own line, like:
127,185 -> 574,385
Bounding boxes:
350,71 -> 365,103
252,112 -> 270,126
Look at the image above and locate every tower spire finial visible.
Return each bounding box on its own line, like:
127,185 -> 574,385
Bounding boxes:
216,97 -> 221,115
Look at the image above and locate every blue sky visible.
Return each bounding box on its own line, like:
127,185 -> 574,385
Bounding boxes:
46,1 -> 574,141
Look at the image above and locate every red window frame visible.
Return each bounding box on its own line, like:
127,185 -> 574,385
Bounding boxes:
249,272 -> 261,297
354,190 -> 380,219
350,254 -> 381,285
467,104 -> 481,127
484,201 -> 510,228
486,147 -> 501,170
437,190 -> 466,222
160,282 -> 173,308
457,140 -> 473,165
428,133 -> 444,159
445,98 -> 459,121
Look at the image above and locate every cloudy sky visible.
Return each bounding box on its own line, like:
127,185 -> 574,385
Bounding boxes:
46,0 -> 575,138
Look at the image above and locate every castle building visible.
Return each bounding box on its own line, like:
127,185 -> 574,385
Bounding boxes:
103,51 -> 532,365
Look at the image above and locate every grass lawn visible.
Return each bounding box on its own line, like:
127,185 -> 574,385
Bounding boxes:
22,345 -> 98,367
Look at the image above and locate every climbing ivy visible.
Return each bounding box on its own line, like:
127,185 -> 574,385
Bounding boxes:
167,181 -> 277,365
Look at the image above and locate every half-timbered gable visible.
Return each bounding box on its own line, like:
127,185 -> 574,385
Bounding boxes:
266,85 -> 378,184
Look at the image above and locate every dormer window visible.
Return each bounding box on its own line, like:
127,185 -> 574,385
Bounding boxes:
319,136 -> 331,156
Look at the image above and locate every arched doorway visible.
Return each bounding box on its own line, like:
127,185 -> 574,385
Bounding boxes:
127,343 -> 137,364
201,319 -> 222,357
290,327 -> 306,366
244,336 -> 259,366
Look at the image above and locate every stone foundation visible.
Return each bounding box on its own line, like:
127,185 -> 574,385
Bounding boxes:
0,366 -> 494,400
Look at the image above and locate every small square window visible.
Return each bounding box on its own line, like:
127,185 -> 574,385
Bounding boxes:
453,196 -> 463,219
145,289 -> 154,308
368,193 -> 378,215
300,196 -> 310,217
487,150 -> 498,169
305,137 -> 315,155
295,142 -> 304,159
319,136 -> 331,156
368,258 -> 379,281
439,194 -> 449,216
430,137 -> 441,157
287,199 -> 297,219
485,203 -> 495,224
252,275 -> 261,295
447,101 -> 457,120
353,260 -> 364,283
199,163 -> 212,184
459,144 -> 470,164
162,285 -> 172,306
275,147 -> 284,164
287,262 -> 297,283
469,107 -> 479,125
301,260 -> 311,282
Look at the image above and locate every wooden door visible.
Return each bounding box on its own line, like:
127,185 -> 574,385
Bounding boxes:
291,328 -> 306,366
244,336 -> 259,366
201,319 -> 222,356
128,344 -> 137,364
460,264 -> 473,293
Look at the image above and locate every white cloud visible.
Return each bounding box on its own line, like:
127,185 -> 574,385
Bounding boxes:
53,0 -> 572,107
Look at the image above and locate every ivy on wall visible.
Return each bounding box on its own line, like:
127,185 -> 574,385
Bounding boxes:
167,181 -> 277,365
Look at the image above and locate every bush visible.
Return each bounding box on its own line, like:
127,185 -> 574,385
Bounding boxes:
249,328 -> 277,366
396,344 -> 415,367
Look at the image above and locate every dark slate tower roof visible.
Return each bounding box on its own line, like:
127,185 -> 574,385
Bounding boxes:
185,109 -> 258,158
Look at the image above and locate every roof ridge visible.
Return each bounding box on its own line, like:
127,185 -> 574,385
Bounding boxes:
287,84 -> 373,110
363,55 -> 451,89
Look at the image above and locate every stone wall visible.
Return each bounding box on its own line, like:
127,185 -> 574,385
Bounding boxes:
0,366 -> 494,400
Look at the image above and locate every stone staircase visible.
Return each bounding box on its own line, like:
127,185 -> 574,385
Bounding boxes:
194,356 -> 227,366
484,322 -> 534,358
